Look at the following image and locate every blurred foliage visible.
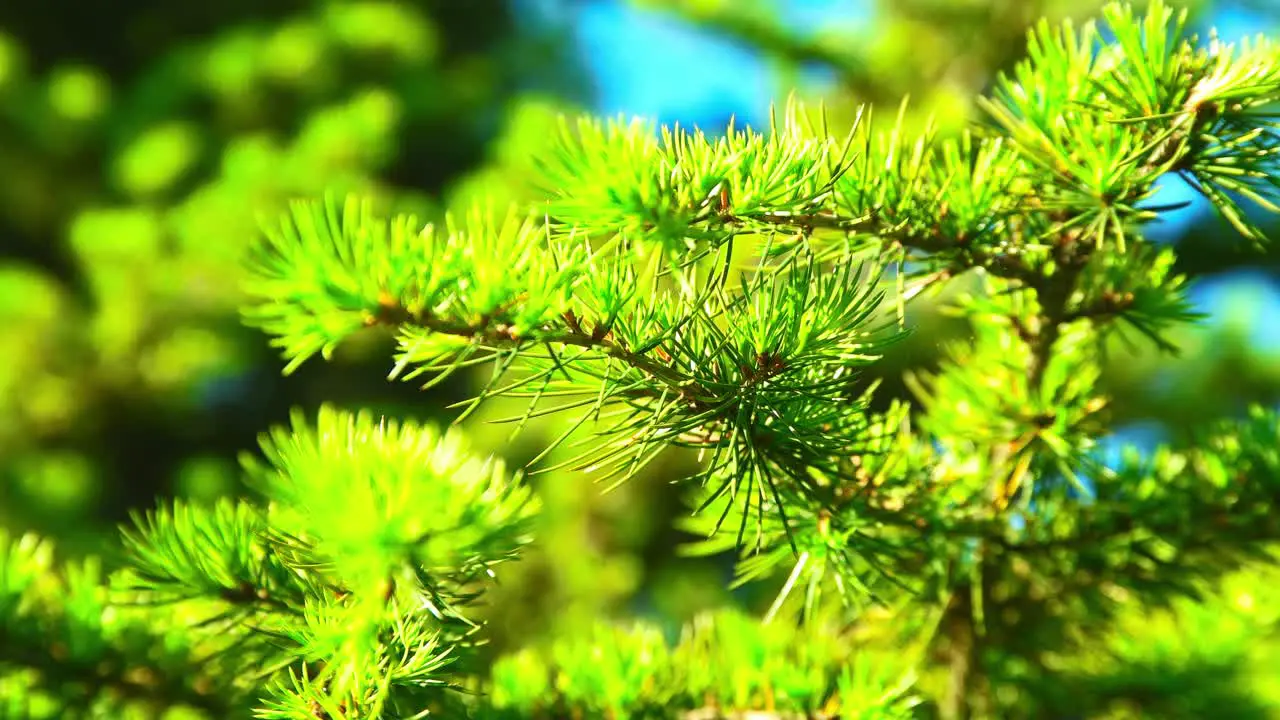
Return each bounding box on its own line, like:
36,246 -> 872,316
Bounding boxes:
0,0 -> 581,547
483,607 -> 924,718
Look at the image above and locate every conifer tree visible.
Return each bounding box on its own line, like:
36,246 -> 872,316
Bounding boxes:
4,1 -> 1280,717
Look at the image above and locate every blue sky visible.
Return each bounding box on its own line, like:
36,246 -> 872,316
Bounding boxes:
533,0 -> 863,130
574,0 -> 867,129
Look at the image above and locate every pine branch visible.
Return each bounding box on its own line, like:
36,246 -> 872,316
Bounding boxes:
0,531 -> 255,718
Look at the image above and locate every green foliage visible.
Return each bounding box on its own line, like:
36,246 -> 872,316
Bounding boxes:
484,609 -> 922,719
3,406 -> 535,718
0,530 -> 250,718
7,0 -> 1280,718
